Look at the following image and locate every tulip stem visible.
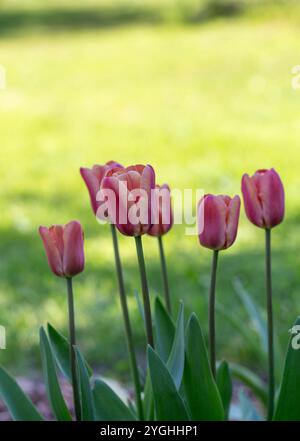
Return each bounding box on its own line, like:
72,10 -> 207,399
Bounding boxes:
209,250 -> 219,379
265,228 -> 274,421
135,235 -> 154,348
157,236 -> 172,315
66,277 -> 81,421
110,225 -> 144,421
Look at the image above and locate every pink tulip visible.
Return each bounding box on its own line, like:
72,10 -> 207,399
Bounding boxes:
39,220 -> 84,278
241,168 -> 284,229
198,194 -> 241,250
80,161 -> 123,217
148,184 -> 173,237
101,164 -> 155,236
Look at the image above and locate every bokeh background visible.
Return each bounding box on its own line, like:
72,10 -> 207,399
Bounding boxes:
1,0 -> 300,382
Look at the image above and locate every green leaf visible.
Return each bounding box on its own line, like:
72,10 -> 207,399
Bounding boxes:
93,379 -> 136,421
0,366 -> 43,421
230,362 -> 267,407
232,279 -> 284,379
273,317 -> 300,421
143,372 -> 154,420
216,360 -> 232,420
133,289 -> 145,322
147,346 -> 189,421
75,347 -> 94,421
183,314 -> 224,421
154,297 -> 175,362
39,327 -> 72,421
234,278 -> 268,354
47,323 -> 92,383
166,302 -> 185,390
144,299 -> 183,419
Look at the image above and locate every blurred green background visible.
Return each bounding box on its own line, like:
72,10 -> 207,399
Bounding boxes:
1,0 -> 300,380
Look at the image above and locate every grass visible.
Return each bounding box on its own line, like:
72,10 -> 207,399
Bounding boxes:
1,1 -> 300,381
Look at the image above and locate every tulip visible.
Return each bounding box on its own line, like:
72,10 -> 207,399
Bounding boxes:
81,162 -> 144,419
197,194 -> 240,378
101,164 -> 155,236
39,220 -> 85,420
198,194 -> 241,251
80,161 -> 123,218
103,164 -> 155,347
39,220 -> 84,278
148,184 -> 173,314
241,168 -> 285,420
241,168 -> 284,229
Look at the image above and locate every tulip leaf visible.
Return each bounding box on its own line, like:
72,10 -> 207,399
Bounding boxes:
154,296 -> 175,362
39,327 -> 72,421
143,372 -> 154,420
232,279 -> 283,380
216,360 -> 232,420
133,289 -> 145,322
183,314 -> 224,421
47,322 -> 92,383
75,347 -> 94,421
166,302 -> 185,390
144,301 -> 183,419
273,316 -> 300,421
147,346 -> 190,421
93,379 -> 136,421
230,362 -> 267,407
0,366 -> 43,421
233,278 -> 268,354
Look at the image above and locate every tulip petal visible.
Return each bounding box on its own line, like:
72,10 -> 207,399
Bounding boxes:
198,195 -> 227,250
225,195 -> 241,248
125,171 -> 141,191
241,174 -> 264,227
126,164 -> 145,175
80,167 -> 101,215
141,164 -> 155,195
148,183 -> 173,237
256,169 -> 285,228
39,226 -> 64,277
62,221 -> 84,277
101,175 -> 131,230
80,162 -> 124,216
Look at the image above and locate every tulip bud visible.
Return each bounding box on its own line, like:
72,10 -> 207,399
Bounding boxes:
39,220 -> 84,278
148,184 -> 173,237
101,164 -> 155,236
198,194 -> 241,250
80,161 -> 123,217
241,168 -> 284,229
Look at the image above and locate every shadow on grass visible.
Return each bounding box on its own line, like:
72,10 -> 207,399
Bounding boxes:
0,2 -> 244,37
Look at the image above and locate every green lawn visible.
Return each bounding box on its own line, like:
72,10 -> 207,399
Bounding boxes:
1,1 -> 300,380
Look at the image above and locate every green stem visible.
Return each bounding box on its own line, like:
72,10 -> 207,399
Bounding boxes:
135,235 -> 154,348
265,228 -> 274,420
209,250 -> 219,379
66,277 -> 81,421
110,225 -> 144,420
157,236 -> 172,315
